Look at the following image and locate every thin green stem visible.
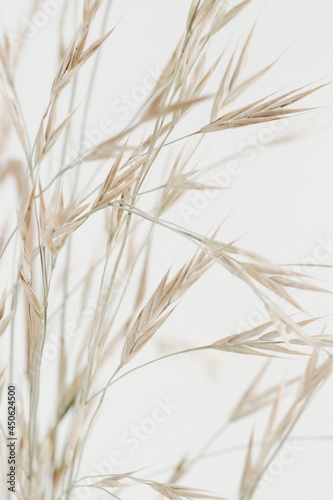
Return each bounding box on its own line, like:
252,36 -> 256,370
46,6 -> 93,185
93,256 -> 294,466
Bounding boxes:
87,346 -> 211,404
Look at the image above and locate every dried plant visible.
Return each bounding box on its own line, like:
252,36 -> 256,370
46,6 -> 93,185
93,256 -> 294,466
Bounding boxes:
0,1 -> 332,500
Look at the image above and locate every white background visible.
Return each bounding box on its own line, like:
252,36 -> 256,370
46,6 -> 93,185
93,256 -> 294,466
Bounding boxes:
0,1 -> 333,499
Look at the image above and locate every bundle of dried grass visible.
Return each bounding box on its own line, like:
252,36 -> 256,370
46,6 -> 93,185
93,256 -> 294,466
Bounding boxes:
0,1 -> 331,499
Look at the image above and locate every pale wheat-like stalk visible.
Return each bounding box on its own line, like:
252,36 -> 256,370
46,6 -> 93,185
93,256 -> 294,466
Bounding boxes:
0,1 -> 332,500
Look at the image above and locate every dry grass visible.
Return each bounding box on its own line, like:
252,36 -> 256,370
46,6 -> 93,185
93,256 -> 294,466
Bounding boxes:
0,1 -> 332,499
